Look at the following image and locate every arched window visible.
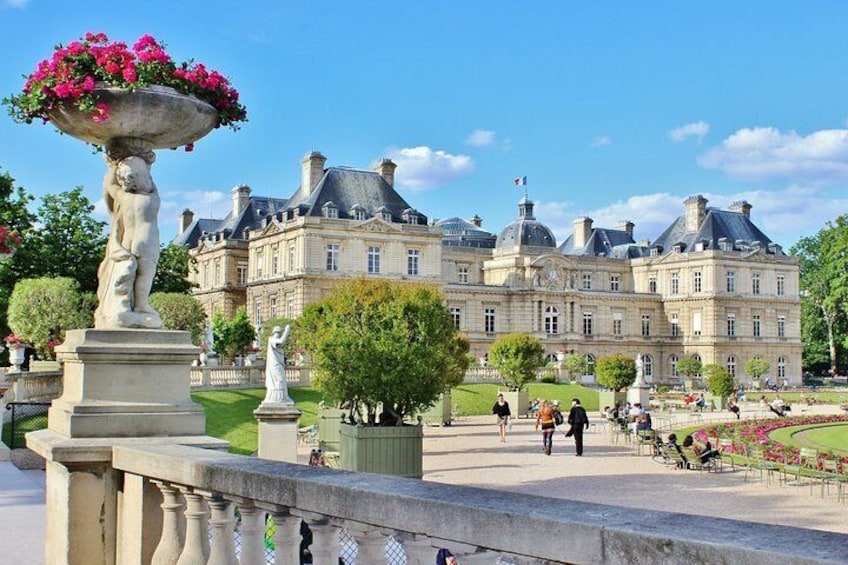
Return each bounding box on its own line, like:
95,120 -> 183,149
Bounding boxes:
642,354 -> 653,378
727,355 -> 736,378
670,354 -> 679,377
544,306 -> 559,335
778,356 -> 786,379
584,353 -> 596,376
546,353 -> 558,363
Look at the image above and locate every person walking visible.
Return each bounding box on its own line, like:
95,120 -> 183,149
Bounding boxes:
567,398 -> 590,456
492,393 -> 511,442
535,399 -> 556,455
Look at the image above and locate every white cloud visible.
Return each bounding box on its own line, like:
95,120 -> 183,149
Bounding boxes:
536,186 -> 847,248
158,189 -> 231,227
465,129 -> 496,147
386,146 -> 475,191
591,135 -> 612,147
698,126 -> 848,183
669,121 -> 710,143
3,0 -> 29,7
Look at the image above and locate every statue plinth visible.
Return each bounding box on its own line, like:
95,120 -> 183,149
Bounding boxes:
254,402 -> 302,462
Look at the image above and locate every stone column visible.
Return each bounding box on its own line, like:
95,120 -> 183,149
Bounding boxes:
254,402 -> 302,462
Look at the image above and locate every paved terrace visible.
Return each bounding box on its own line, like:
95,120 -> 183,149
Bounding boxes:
1,404 -> 846,564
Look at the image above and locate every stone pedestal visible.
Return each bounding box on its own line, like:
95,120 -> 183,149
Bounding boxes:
627,377 -> 651,409
254,402 -> 301,462
26,328 -> 228,565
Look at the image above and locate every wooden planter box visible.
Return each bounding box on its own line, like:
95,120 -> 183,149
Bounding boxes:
420,391 -> 453,426
501,390 -> 529,418
339,423 -> 423,478
318,408 -> 345,453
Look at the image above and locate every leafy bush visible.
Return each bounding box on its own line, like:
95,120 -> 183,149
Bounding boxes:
488,333 -> 545,391
677,357 -> 702,378
212,307 -> 255,362
703,364 -> 735,398
148,292 -> 206,344
596,354 -> 636,391
745,358 -> 771,379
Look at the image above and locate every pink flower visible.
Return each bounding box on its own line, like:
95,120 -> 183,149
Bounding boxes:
91,102 -> 110,123
184,142 -> 194,152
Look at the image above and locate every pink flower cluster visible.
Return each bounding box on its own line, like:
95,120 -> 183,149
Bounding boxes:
7,31 -> 247,138
0,226 -> 22,255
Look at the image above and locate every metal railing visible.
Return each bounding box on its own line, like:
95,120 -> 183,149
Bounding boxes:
4,401 -> 51,448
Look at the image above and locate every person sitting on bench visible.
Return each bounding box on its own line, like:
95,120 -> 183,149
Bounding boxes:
769,396 -> 788,417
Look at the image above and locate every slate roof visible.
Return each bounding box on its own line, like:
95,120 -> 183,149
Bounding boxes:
496,198 -> 556,249
437,217 -> 497,249
173,195 -> 289,248
651,208 -> 783,254
559,228 -> 641,258
284,168 -> 426,224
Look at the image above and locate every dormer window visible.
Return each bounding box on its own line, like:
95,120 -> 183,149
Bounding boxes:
403,208 -> 419,225
322,201 -> 339,219
349,204 -> 366,221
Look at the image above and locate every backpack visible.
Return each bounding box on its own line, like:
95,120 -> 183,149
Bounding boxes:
553,409 -> 564,426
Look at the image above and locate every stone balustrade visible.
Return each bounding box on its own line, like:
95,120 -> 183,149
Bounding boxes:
189,366 -> 312,390
110,443 -> 848,565
2,370 -> 63,406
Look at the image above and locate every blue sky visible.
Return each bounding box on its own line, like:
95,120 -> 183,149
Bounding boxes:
2,1 -> 848,247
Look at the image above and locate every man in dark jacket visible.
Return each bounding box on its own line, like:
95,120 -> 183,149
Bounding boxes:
567,398 -> 590,456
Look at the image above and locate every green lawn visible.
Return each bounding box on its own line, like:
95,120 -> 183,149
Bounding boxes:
749,391 -> 847,404
192,383 -> 599,454
769,422 -> 848,456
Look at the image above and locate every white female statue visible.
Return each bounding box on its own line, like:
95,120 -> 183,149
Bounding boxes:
264,325 -> 292,404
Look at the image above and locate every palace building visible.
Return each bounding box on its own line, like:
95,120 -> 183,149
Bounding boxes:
175,152 -> 802,385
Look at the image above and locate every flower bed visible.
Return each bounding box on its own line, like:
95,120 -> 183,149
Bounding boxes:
693,415 -> 848,466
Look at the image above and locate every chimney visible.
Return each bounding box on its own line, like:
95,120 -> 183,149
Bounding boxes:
683,195 -> 708,233
232,184 -> 251,216
729,200 -> 752,218
572,217 -> 593,249
615,220 -> 634,239
301,151 -> 327,197
373,158 -> 397,187
470,214 -> 482,227
178,208 -> 194,235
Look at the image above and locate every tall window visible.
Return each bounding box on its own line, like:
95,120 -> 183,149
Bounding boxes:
286,296 -> 295,318
367,246 -> 381,274
407,249 -> 420,276
778,356 -> 786,379
237,262 -> 248,286
753,315 -> 761,337
613,312 -> 622,336
256,250 -> 264,279
288,245 -> 295,271
642,354 -> 653,378
610,274 -> 620,292
778,316 -> 786,338
693,270 -> 702,293
692,311 -> 702,336
752,273 -> 761,294
484,308 -> 496,333
583,312 -> 593,335
271,248 -> 279,275
544,306 -> 559,335
670,354 -> 679,377
777,274 -> 785,296
457,266 -> 469,284
255,298 -> 262,328
326,243 -> 340,271
727,313 -> 736,336
584,354 -> 596,376
641,314 -> 651,337
727,355 -> 736,378
670,272 -> 679,295
670,312 -> 680,337
648,275 -> 657,293
726,270 -> 735,292
450,307 -> 461,329
582,273 -> 592,290
214,260 -> 221,286
269,297 -> 278,318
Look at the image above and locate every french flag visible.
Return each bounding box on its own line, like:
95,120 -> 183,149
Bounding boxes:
514,176 -> 527,186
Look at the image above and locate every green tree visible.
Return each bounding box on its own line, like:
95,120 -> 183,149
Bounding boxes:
445,333 -> 471,389
745,358 -> 771,380
257,316 -> 296,359
153,244 -> 198,294
561,352 -> 586,383
148,293 -> 206,345
7,277 -> 94,359
30,187 -> 106,293
0,169 -> 38,336
211,307 -> 256,362
596,354 -> 637,391
488,333 -> 545,391
676,357 -> 703,379
703,364 -> 735,398
298,279 -> 460,425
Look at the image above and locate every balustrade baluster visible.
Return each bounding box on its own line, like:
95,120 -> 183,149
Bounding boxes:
150,481 -> 185,565
235,502 -> 266,565
400,535 -> 436,565
265,508 -> 301,565
303,519 -> 340,565
206,495 -> 239,565
346,525 -> 388,564
176,488 -> 210,565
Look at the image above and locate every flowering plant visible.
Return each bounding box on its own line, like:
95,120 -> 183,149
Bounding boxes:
245,344 -> 261,353
4,32 -> 247,136
199,341 -> 211,353
558,346 -> 568,353
45,339 -> 63,360
3,334 -> 27,347
0,226 -> 22,256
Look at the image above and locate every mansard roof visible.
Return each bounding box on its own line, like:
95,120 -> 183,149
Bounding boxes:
651,208 -> 783,254
559,227 -> 639,257
495,198 -> 556,249
173,195 -> 289,248
285,168 -> 426,224
436,217 -> 497,249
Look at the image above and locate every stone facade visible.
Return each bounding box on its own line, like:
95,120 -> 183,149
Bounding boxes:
179,152 -> 802,385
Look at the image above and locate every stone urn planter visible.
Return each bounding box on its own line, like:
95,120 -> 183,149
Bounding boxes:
339,423 -> 424,479
8,345 -> 25,367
